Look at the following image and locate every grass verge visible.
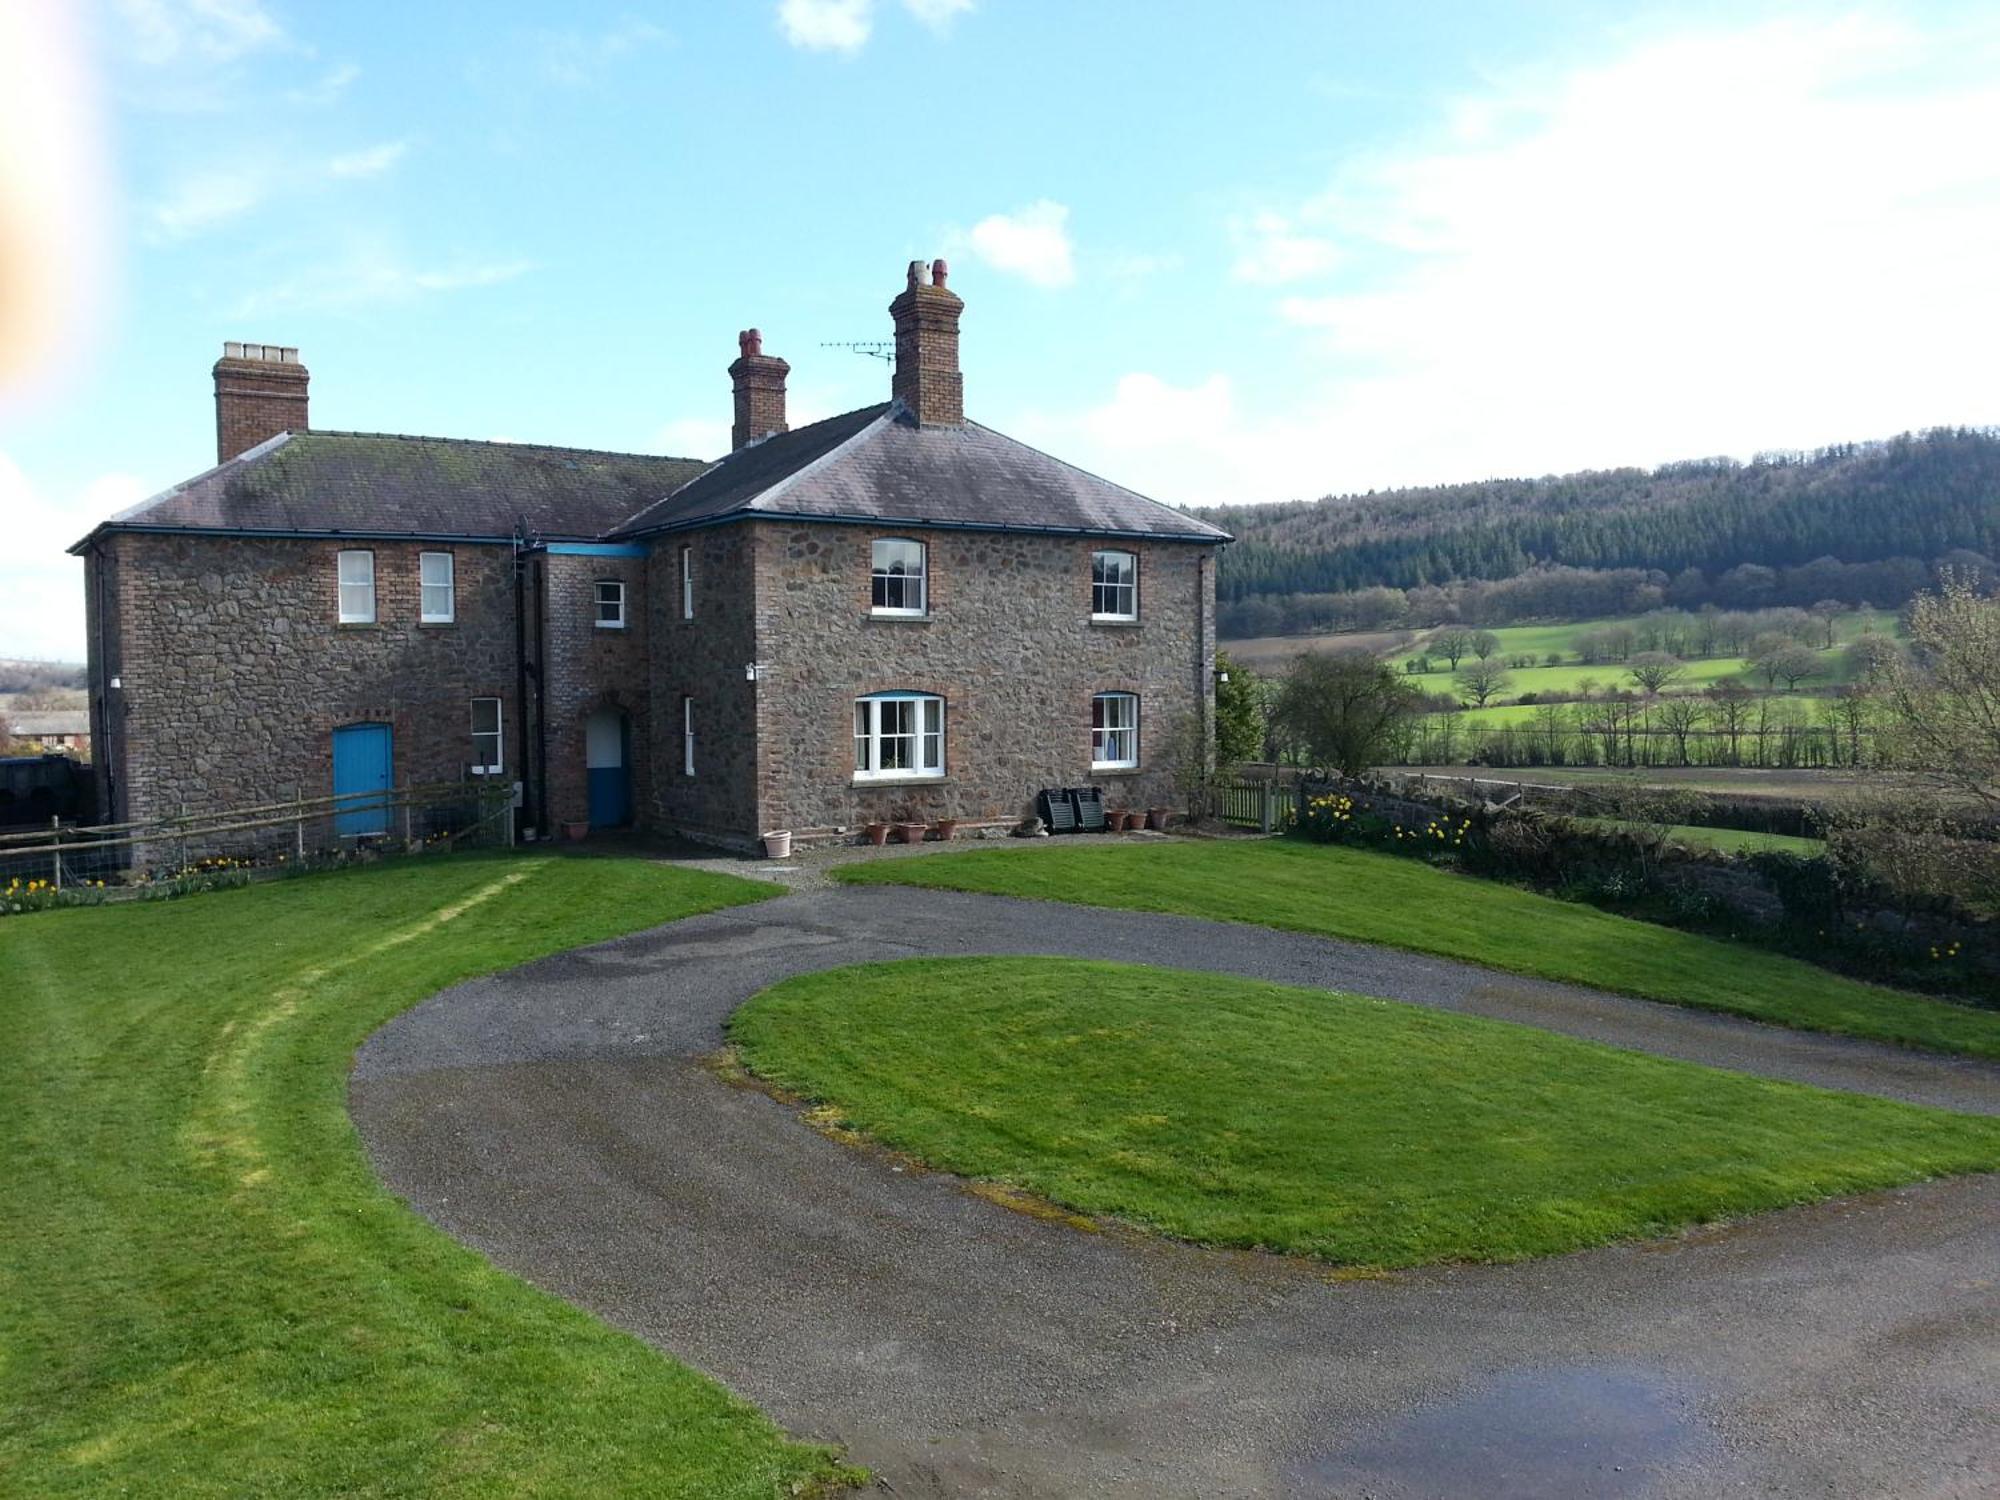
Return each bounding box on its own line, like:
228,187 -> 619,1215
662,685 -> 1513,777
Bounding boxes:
0,852 -> 860,1498
835,840 -> 2000,1058
733,958 -> 2000,1267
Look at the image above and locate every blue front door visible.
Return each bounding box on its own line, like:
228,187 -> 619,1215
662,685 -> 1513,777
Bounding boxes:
332,722 -> 393,837
585,709 -> 629,828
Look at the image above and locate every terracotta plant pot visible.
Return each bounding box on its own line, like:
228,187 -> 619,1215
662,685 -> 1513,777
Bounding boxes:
933,818 -> 959,841
1106,810 -> 1129,832
762,830 -> 793,859
561,820 -> 590,841
898,822 -> 928,845
864,823 -> 890,846
1146,808 -> 1171,831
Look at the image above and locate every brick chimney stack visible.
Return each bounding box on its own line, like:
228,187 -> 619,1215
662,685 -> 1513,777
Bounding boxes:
213,342 -> 308,463
728,328 -> 789,450
890,258 -> 964,427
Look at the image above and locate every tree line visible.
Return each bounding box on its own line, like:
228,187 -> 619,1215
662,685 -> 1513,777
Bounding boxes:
1207,427 -> 2000,637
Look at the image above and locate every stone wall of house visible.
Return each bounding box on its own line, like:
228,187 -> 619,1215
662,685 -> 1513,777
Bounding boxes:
539,552 -> 650,830
644,528 -> 762,848
748,521 -> 1216,841
100,532 -> 521,831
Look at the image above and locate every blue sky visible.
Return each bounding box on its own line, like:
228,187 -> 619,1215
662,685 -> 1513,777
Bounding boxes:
4,0 -> 1999,659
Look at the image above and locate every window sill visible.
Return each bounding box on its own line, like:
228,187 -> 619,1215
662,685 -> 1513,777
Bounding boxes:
852,775 -> 949,788
866,611 -> 930,622
1089,616 -> 1141,627
336,621 -> 379,629
418,620 -> 457,628
595,623 -> 627,631
1091,765 -> 1143,776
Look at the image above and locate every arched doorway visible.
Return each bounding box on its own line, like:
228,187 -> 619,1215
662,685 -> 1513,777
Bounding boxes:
585,707 -> 630,828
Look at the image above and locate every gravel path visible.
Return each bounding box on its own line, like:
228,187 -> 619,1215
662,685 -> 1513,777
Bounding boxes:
351,884 -> 2000,1498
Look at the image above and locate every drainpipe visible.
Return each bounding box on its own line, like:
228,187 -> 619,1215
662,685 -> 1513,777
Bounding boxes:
532,549 -> 551,840
511,526 -> 535,840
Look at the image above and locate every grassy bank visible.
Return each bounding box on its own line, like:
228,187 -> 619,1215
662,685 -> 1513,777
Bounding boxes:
836,841 -> 2000,1058
0,852 -> 858,1498
734,958 -> 2000,1267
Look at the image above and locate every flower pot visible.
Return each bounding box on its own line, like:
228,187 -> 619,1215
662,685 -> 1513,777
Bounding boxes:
864,823 -> 890,846
561,820 -> 590,841
1106,810 -> 1129,832
762,830 -> 793,859
897,822 -> 928,845
933,818 -> 959,841
1146,808 -> 1171,831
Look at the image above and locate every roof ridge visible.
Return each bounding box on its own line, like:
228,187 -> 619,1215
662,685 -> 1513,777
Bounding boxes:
301,428 -> 710,465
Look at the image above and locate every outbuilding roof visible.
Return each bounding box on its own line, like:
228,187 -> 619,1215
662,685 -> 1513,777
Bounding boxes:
71,431 -> 711,549
614,403 -> 1231,543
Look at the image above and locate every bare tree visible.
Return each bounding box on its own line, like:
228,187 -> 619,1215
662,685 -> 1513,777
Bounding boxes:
1655,696 -> 1709,764
1454,661 -> 1513,708
1705,678 -> 1755,764
1469,630 -> 1501,662
1880,575 -> 2000,806
1626,652 -> 1687,695
1752,639 -> 1821,692
1432,627 -> 1475,670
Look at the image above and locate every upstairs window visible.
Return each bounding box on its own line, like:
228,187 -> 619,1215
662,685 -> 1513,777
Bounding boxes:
595,579 -> 626,629
680,544 -> 694,620
1091,692 -> 1139,770
1091,550 -> 1137,620
470,697 -> 503,774
337,549 -> 375,624
871,538 -> 927,616
420,551 -> 455,623
853,692 -> 944,779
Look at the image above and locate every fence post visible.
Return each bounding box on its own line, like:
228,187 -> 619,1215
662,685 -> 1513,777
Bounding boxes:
402,789 -> 413,848
1260,780 -> 1275,834
51,816 -> 62,891
295,800 -> 306,865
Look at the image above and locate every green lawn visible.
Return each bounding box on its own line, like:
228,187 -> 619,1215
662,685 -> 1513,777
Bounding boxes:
836,841 -> 2000,1058
733,958 -> 2000,1267
0,853 -> 860,1498
1572,817 -> 1824,856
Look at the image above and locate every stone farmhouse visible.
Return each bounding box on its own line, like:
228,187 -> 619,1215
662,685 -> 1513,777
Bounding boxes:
72,261 -> 1230,851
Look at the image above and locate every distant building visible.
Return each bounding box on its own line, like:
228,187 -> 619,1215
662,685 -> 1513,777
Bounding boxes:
70,261 -> 1228,849
5,711 -> 90,757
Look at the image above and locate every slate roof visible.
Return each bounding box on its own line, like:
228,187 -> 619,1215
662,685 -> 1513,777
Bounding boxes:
75,403 -> 1230,551
614,403 -> 1231,543
72,431 -> 712,549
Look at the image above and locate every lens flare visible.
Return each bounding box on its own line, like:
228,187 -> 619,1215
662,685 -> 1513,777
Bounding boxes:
0,0 -> 111,398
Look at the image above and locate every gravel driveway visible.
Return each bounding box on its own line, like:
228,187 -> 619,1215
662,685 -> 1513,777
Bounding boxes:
351,884 -> 2000,1498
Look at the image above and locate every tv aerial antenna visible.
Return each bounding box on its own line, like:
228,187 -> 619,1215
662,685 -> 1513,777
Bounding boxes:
821,340 -> 894,365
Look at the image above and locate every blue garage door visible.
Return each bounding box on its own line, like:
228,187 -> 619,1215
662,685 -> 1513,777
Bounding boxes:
332,722 -> 393,837
586,708 -> 630,828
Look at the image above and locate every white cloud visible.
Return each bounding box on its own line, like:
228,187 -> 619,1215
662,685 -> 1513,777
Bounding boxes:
0,457 -> 144,660
962,200 -> 1075,288
902,0 -> 973,31
1229,211 -> 1338,285
144,163 -> 272,242
778,0 -> 872,53
541,17 -> 671,85
1033,16 -> 2000,506
287,62 -> 359,106
775,0 -> 968,52
326,141 -> 409,179
234,249 -> 535,317
113,0 -> 284,67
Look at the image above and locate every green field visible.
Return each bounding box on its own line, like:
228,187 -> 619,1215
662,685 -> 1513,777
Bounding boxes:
835,840 -> 2000,1058
0,854 -> 860,1498
1395,609 -> 1900,706
1573,817 -> 1824,856
734,958 -> 2000,1267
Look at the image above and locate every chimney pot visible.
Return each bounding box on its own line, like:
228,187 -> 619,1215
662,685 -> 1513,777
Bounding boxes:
213,340 -> 309,463
889,257 -> 965,427
728,328 -> 789,451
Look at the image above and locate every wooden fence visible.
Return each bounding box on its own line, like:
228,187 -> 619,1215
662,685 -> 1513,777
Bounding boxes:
0,779 -> 516,892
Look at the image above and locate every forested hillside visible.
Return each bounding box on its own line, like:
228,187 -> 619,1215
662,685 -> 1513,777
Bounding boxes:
1206,427 -> 1999,637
